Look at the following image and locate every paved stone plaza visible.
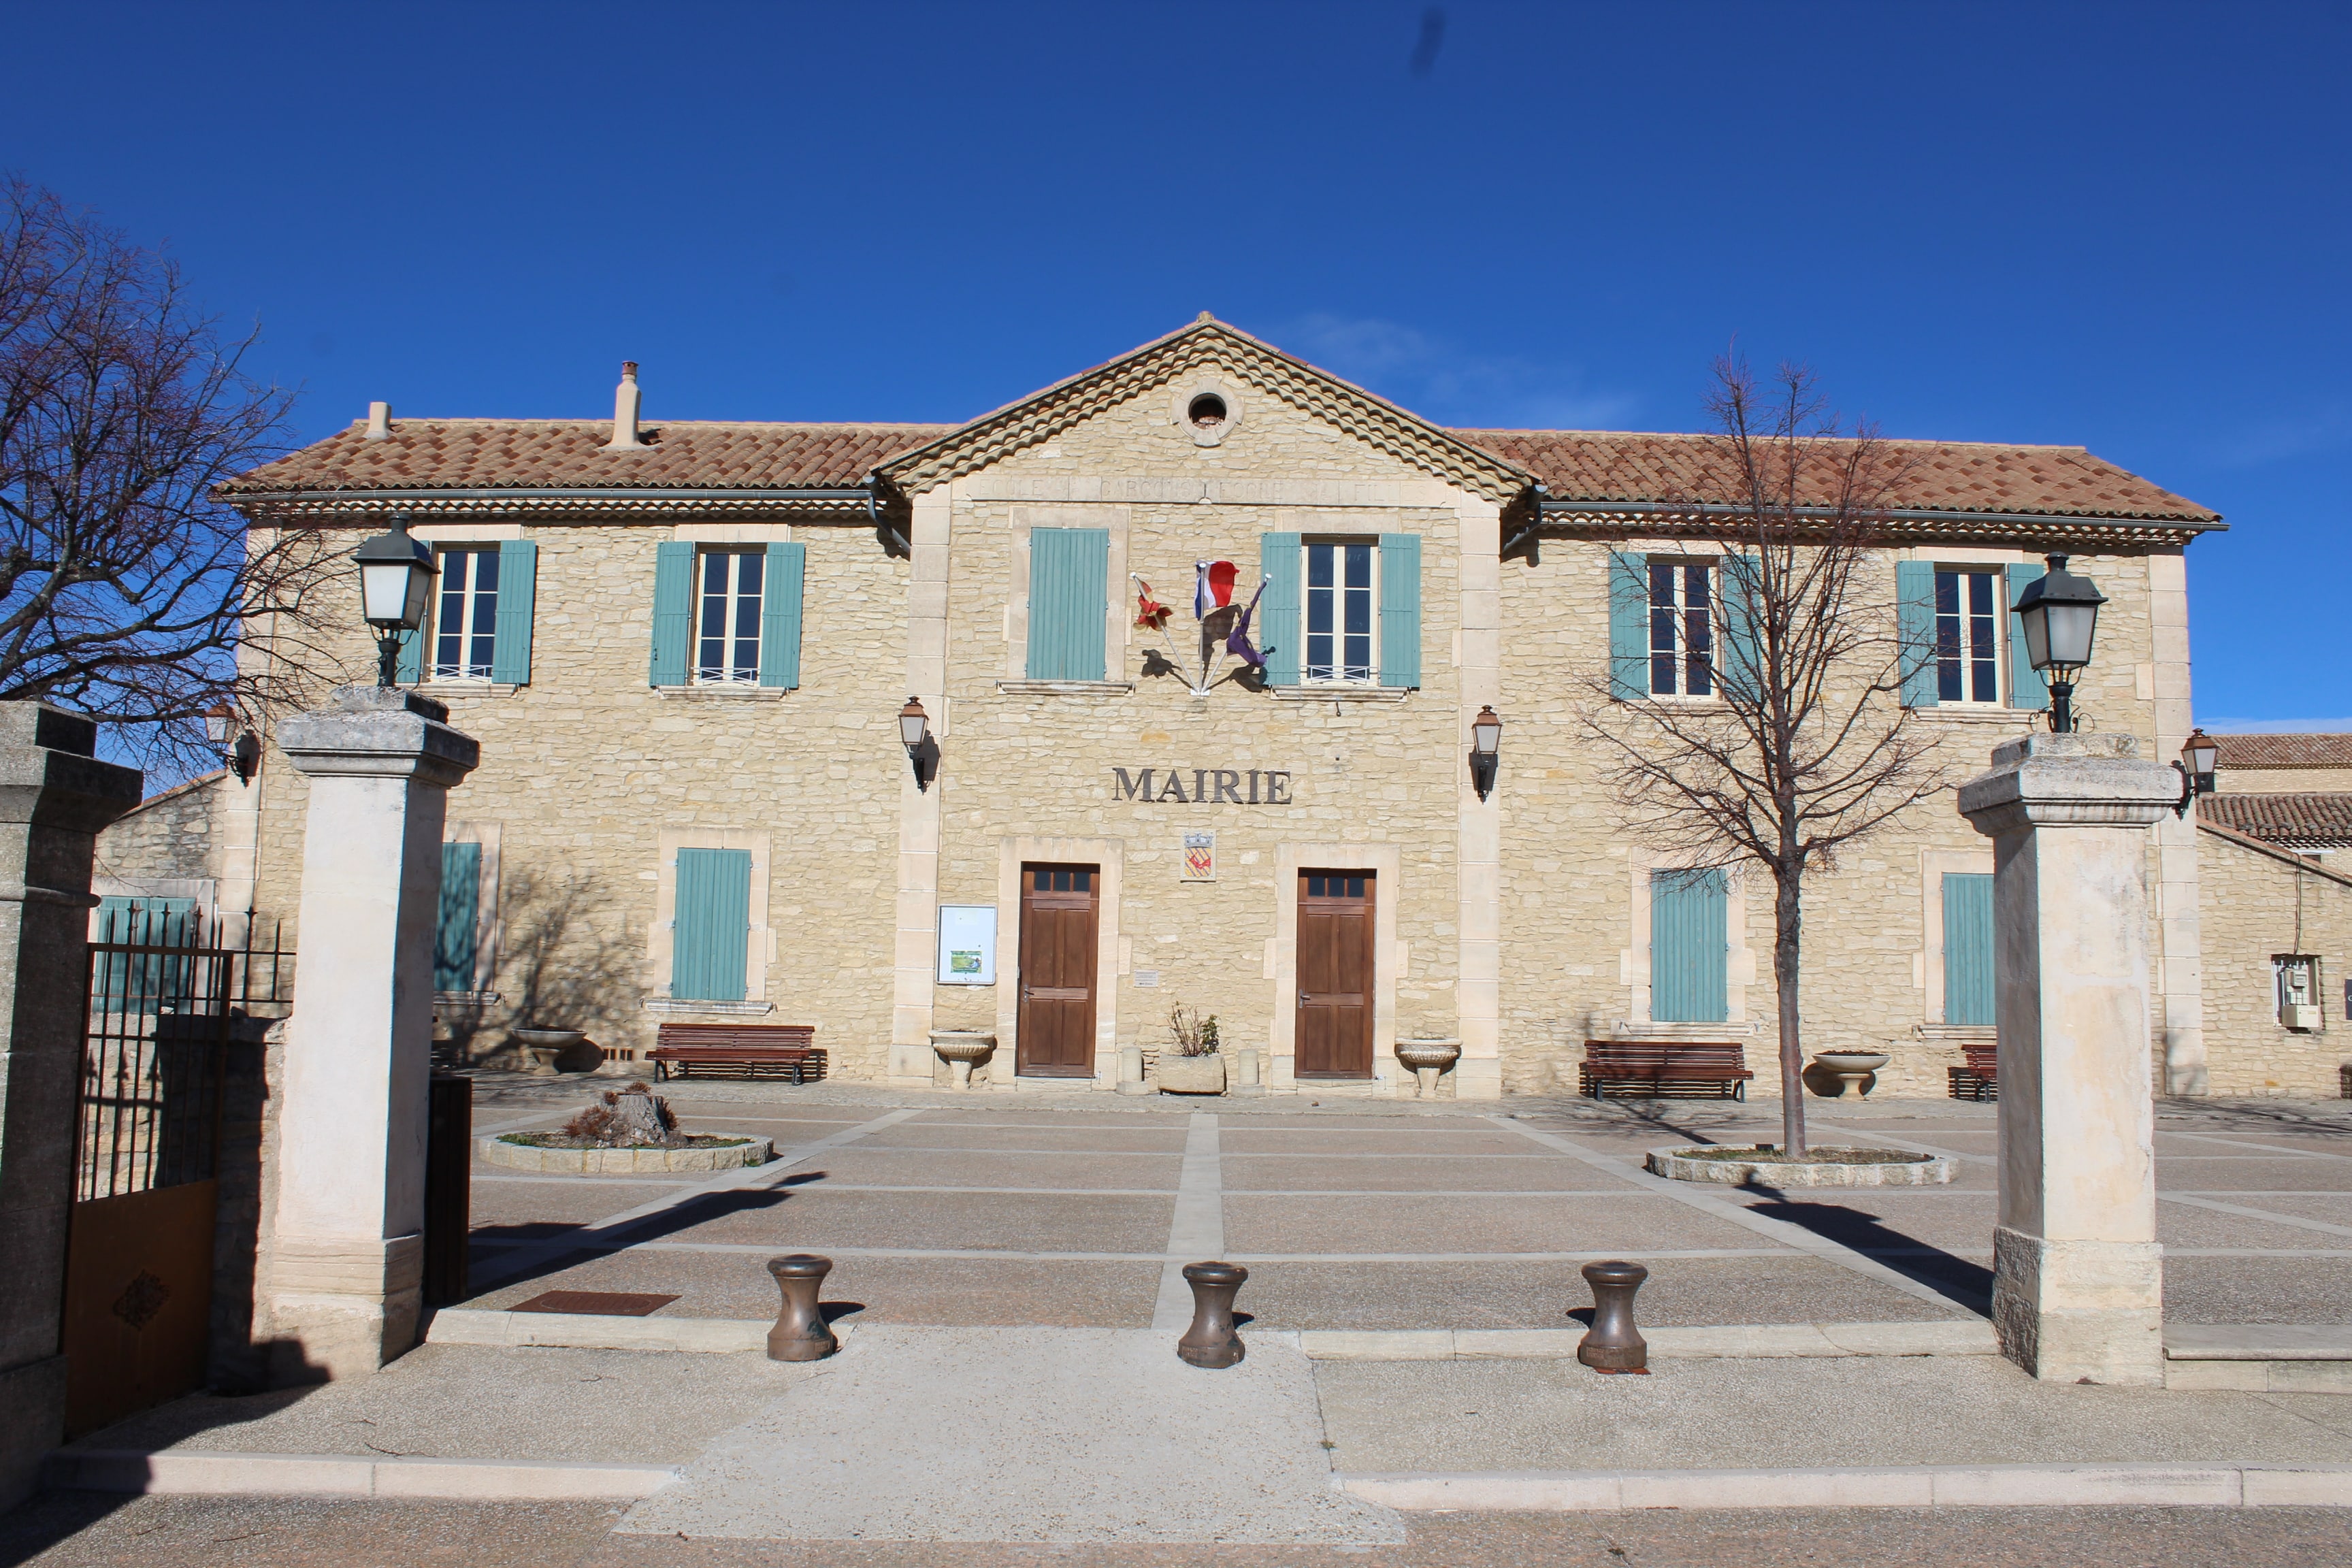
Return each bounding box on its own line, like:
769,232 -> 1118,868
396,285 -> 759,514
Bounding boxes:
452,1079 -> 2352,1333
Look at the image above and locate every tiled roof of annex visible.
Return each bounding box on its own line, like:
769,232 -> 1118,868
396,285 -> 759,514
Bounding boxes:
221,421 -> 958,495
1453,429 -> 2217,524
2198,791 -> 2352,849
225,418 -> 2216,527
2210,734 -> 2352,770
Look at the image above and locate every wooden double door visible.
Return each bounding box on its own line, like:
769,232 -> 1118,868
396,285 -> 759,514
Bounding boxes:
1296,870 -> 1374,1079
1017,863 -> 1098,1077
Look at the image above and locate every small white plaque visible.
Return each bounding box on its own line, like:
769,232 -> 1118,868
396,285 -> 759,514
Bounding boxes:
1133,970 -> 1160,988
936,905 -> 997,985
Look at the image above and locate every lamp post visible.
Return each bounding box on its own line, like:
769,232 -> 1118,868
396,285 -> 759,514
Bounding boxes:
2173,727 -> 2219,818
898,696 -> 932,791
354,513 -> 437,687
2011,553 -> 2106,734
1469,705 -> 1502,801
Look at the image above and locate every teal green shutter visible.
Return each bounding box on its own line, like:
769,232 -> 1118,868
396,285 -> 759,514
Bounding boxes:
672,848 -> 752,1002
1377,533 -> 1422,689
96,896 -> 198,1002
1026,528 -> 1109,681
435,842 -> 482,993
1607,551 -> 1648,700
650,541 -> 693,687
2006,561 -> 2050,711
1650,868 -> 1729,1023
1259,532 -> 1303,687
1719,554 -> 1762,704
490,540 -> 536,685
760,541 -> 806,689
1897,561 -> 1938,708
1942,872 -> 1996,1026
393,624 -> 423,685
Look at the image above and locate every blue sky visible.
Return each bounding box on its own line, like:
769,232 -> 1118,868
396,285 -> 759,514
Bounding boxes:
7,2 -> 2345,728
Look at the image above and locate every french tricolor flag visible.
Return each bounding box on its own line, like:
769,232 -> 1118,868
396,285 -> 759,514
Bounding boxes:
1193,559 -> 1237,619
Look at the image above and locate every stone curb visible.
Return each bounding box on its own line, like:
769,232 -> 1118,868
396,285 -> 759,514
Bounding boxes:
476,1134 -> 774,1174
425,1307 -> 836,1354
1644,1145 -> 1957,1188
1339,1463 -> 2352,1512
1299,1322 -> 1999,1360
45,1450 -> 677,1500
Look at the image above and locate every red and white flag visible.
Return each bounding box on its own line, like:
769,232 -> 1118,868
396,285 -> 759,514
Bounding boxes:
1193,559 -> 1238,619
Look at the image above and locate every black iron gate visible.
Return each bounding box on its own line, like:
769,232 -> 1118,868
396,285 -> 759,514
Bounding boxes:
64,904 -> 290,1436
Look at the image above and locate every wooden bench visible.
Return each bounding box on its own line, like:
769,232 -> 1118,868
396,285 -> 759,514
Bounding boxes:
1948,1043 -> 1997,1101
649,1024 -> 825,1084
1579,1041 -> 1752,1100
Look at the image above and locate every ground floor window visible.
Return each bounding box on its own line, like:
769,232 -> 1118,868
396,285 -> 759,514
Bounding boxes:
1650,868 -> 1728,1022
435,842 -> 483,993
1942,871 -> 1995,1026
673,847 -> 753,1001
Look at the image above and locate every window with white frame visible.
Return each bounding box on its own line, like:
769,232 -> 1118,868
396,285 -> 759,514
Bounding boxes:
1304,540 -> 1377,684
431,548 -> 500,680
696,550 -> 764,685
1649,561 -> 1714,698
1935,568 -> 2003,704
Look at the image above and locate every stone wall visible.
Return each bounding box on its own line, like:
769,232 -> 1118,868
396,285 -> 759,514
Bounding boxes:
2196,826 -> 2352,1096
95,770 -> 225,887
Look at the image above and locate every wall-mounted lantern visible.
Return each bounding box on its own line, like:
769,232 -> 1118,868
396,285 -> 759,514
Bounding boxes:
2174,727 -> 2219,818
1469,704 -> 1502,801
2012,553 -> 2106,734
353,512 -> 437,687
899,696 -> 933,791
206,703 -> 261,783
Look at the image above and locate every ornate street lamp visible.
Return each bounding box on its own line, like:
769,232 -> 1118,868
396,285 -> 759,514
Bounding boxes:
2174,727 -> 2219,818
1469,704 -> 1502,801
354,512 -> 437,687
205,703 -> 260,783
899,696 -> 933,791
2012,553 -> 2106,734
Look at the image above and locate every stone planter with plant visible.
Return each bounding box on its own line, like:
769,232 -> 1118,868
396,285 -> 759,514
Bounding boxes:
1155,1004 -> 1226,1095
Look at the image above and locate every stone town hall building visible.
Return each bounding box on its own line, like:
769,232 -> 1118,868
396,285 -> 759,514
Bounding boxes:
119,317 -> 2285,1096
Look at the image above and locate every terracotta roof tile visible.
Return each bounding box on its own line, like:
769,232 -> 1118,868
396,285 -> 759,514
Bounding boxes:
1450,429 -> 2217,523
2210,733 -> 2352,770
2199,792 -> 2352,848
222,421 -> 954,495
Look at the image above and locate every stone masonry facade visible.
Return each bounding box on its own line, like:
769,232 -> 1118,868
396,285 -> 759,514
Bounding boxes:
210,318 -> 2293,1098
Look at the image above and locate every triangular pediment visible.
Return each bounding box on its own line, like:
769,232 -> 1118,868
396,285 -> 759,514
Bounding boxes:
873,316 -> 1534,504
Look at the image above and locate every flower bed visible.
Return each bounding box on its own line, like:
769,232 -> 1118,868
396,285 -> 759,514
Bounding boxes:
479,1131 -> 774,1174
1646,1144 -> 1955,1188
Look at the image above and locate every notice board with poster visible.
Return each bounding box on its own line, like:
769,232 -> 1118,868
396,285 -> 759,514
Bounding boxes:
936,905 -> 997,985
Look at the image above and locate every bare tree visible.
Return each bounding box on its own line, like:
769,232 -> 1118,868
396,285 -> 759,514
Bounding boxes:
0,176 -> 338,776
1582,357 -> 1950,1156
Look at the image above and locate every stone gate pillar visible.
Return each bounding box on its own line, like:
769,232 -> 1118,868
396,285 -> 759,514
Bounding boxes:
0,704 -> 142,1510
265,688 -> 476,1382
1959,732 -> 2175,1386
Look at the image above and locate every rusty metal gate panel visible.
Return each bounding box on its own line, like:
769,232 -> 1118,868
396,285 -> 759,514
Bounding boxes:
64,905 -> 291,1438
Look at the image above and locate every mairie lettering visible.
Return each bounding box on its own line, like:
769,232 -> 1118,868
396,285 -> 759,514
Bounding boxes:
1111,767 -> 1292,804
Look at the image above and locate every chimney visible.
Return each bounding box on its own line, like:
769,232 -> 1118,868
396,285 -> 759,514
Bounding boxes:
364,401 -> 391,440
606,361 -> 644,450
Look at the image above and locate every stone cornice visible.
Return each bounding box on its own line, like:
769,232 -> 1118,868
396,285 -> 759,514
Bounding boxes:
874,318 -> 1533,505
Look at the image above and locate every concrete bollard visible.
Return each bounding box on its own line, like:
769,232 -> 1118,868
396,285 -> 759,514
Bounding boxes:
1115,1044 -> 1151,1096
1176,1261 -> 1249,1369
765,1254 -> 840,1362
1576,1260 -> 1649,1374
1231,1047 -> 1266,1097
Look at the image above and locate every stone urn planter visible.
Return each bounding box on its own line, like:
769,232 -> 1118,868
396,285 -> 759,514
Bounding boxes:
1810,1050 -> 1891,1100
1646,1143 -> 1954,1188
1394,1038 -> 1462,1098
1156,1051 -> 1227,1095
930,1030 -> 996,1089
510,1027 -> 586,1075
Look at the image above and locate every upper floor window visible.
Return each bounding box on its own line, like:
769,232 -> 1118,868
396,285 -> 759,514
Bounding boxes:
432,548 -> 501,681
1305,541 -> 1377,684
1936,568 -> 2003,704
1649,561 -> 1714,698
696,550 -> 764,685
